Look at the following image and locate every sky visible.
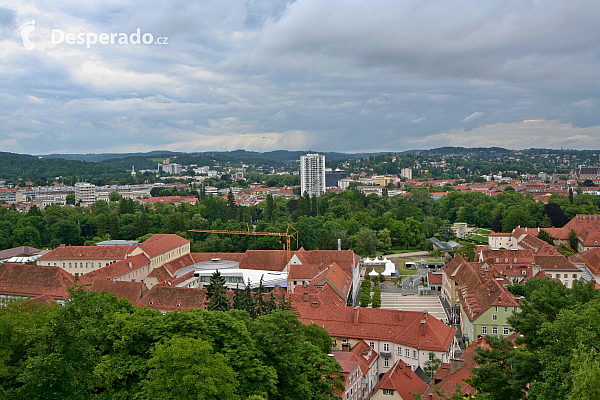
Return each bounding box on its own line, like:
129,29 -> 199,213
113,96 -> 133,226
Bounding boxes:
1,0 -> 600,155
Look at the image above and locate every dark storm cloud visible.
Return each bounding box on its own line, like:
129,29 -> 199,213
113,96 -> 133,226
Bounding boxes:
1,0 -> 599,154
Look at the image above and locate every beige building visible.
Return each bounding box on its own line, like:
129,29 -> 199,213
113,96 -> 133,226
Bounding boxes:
36,244 -> 135,277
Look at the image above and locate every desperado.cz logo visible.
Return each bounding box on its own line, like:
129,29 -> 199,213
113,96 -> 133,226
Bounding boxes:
20,21 -> 168,50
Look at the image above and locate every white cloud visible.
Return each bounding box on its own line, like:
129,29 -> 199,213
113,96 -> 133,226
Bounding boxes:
411,117 -> 425,123
410,119 -> 600,150
461,112 -> 484,123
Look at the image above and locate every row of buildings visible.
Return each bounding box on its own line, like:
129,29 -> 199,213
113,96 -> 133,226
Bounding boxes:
0,232 -> 462,399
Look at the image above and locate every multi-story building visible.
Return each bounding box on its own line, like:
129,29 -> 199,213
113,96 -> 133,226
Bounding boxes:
300,153 -> 326,197
74,182 -> 96,206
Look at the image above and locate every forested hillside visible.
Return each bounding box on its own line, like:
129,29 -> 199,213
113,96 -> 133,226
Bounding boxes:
0,152 -> 133,185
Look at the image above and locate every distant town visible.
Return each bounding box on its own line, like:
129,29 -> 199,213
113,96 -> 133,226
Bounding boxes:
2,147 -> 600,399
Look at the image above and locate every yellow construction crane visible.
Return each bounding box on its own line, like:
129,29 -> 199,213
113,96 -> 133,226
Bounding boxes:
189,224 -> 299,291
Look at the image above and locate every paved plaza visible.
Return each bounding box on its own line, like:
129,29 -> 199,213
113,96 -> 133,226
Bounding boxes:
377,293 -> 448,323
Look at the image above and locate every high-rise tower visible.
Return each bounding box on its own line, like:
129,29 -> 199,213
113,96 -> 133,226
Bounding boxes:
300,153 -> 326,197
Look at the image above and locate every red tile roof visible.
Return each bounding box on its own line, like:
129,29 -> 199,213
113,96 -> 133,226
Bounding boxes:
310,262 -> 352,298
37,244 -> 135,261
0,263 -> 74,300
570,248 -> 600,275
479,248 -> 535,265
422,337 -> 488,399
137,286 -> 207,311
428,272 -> 443,285
534,255 -> 579,271
293,303 -> 455,353
290,282 -> 347,307
90,280 -> 148,303
139,234 -> 189,258
77,254 -> 150,285
0,246 -> 43,259
372,359 -> 428,400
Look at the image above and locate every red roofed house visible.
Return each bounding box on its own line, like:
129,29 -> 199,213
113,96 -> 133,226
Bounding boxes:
333,352 -> 362,400
570,247 -> 600,281
136,285 -> 207,313
422,336 -> 488,399
333,340 -> 380,399
442,255 -> 520,343
371,359 -> 428,400
293,299 -> 456,374
130,234 -> 190,270
541,214 -> 600,252
36,244 -> 136,277
76,253 -> 152,285
90,280 -> 148,304
0,263 -> 74,304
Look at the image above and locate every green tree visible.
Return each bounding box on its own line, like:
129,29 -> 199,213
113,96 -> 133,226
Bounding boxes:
424,352 -> 442,379
206,271 -> 230,312
250,311 -> 343,400
351,227 -> 378,256
466,336 -> 526,400
377,228 -> 392,254
65,193 -> 75,205
371,286 -> 381,308
537,229 -> 556,245
568,228 -> 578,252
141,337 -> 239,400
360,278 -> 371,308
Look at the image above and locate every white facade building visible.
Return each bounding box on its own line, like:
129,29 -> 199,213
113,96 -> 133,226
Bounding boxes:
74,182 -> 96,206
300,153 -> 326,197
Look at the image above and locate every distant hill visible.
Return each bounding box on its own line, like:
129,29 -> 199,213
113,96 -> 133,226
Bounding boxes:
43,150 -> 180,163
0,152 -> 131,184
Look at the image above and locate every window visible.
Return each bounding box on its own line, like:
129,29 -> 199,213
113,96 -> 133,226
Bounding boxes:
573,274 -> 577,278
405,348 -> 410,357
383,343 -> 390,352
69,263 -> 72,268
413,350 -> 417,359
564,274 -> 568,278
482,326 -> 487,334
504,306 -> 508,313
492,314 -> 498,321
494,306 -> 498,312
383,389 -> 394,395
429,353 -> 435,361
397,346 -> 402,355
492,326 -> 498,335
369,342 -> 375,349
384,357 -> 389,367
504,327 -> 510,335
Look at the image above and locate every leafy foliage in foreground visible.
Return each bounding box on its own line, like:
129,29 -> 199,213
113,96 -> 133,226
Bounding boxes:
466,279 -> 600,400
0,289 -> 343,400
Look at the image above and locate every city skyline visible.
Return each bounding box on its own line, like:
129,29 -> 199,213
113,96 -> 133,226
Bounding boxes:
1,1 -> 600,154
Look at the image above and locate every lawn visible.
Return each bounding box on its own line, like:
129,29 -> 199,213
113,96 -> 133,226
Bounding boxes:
466,234 -> 489,244
474,228 -> 492,235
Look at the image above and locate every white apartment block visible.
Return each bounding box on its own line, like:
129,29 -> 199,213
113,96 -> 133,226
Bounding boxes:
300,153 -> 326,197
74,182 -> 96,206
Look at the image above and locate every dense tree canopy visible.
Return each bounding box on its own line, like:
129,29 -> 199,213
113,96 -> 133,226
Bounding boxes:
0,290 -> 342,400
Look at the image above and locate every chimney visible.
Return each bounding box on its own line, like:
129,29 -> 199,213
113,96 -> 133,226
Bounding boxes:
450,358 -> 464,373
423,310 -> 428,319
405,365 -> 412,378
303,291 -> 309,302
354,306 -> 360,326
338,238 -> 342,251
420,320 -> 426,336
398,310 -> 402,321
